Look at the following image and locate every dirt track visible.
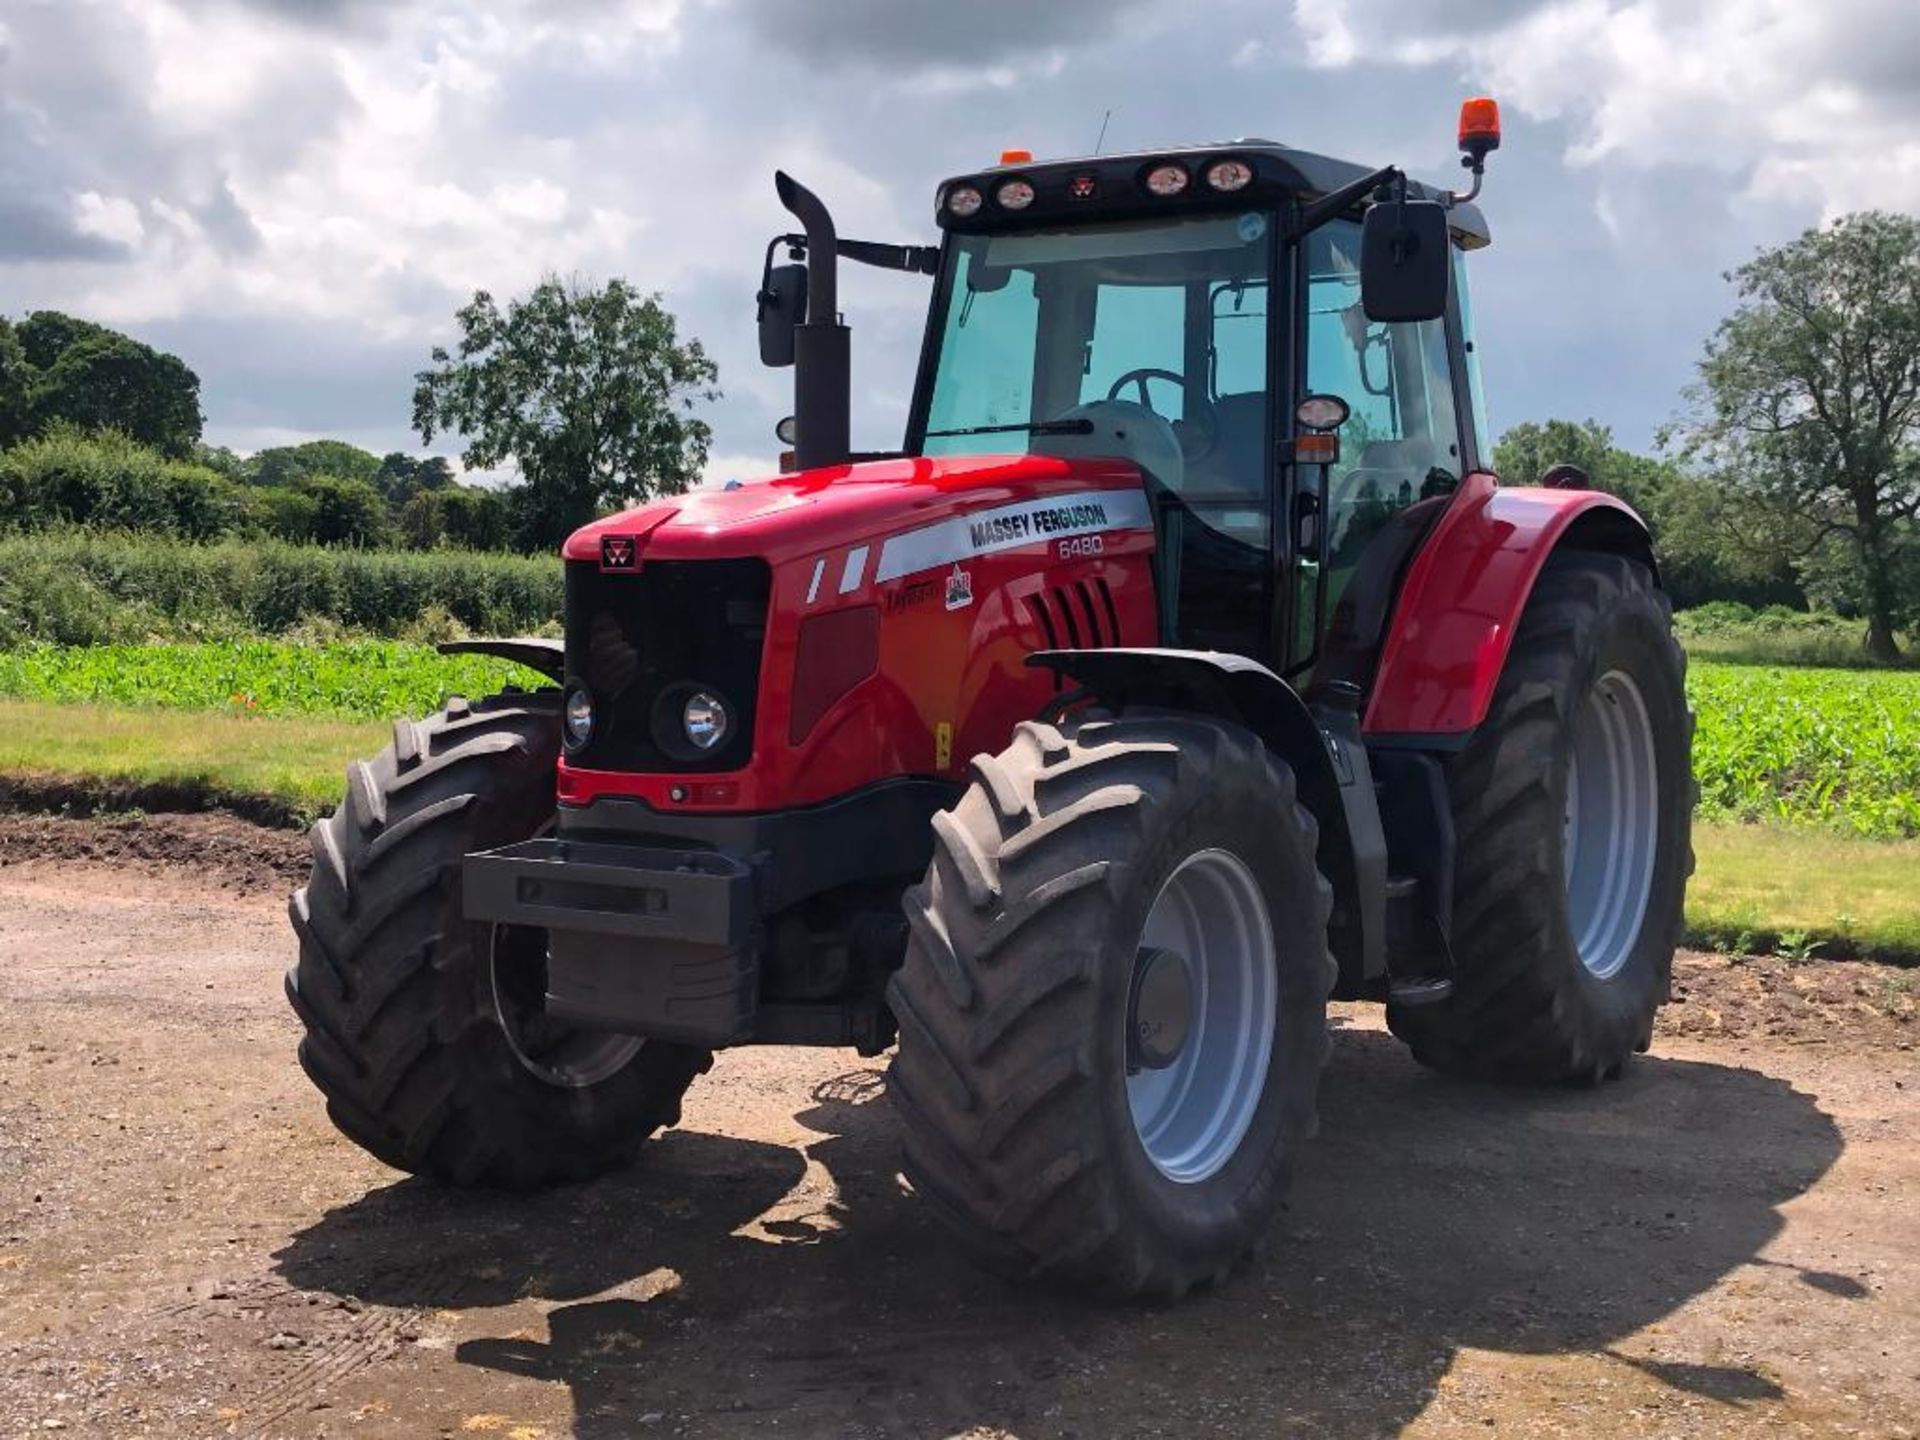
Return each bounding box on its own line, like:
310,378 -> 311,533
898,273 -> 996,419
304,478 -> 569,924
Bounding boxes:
1,811 -> 1916,1439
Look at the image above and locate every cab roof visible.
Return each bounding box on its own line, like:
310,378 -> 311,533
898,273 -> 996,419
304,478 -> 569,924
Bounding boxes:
936,139 -> 1490,249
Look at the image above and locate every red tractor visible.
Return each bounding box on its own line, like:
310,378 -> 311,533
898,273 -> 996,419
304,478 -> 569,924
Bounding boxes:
287,100 -> 1692,1299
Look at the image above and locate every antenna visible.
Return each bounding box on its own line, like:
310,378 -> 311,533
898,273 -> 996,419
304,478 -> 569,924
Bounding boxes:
1094,108 -> 1113,155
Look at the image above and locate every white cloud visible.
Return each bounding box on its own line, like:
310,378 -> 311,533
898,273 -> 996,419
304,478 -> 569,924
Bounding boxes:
1285,0 -> 1920,218
71,192 -> 145,248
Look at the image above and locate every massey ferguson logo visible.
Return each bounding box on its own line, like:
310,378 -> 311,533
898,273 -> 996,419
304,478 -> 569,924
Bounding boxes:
600,535 -> 637,571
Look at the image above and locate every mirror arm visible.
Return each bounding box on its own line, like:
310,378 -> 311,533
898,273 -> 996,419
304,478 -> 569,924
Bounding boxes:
1293,164 -> 1402,238
766,233 -> 937,278
839,238 -> 941,275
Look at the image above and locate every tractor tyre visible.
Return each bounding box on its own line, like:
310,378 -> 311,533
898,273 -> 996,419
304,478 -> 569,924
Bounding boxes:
1387,550 -> 1695,1083
887,710 -> 1336,1300
285,689 -> 711,1188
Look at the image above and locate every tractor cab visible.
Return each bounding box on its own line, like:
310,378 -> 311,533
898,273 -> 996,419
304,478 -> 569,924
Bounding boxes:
761,119 -> 1496,678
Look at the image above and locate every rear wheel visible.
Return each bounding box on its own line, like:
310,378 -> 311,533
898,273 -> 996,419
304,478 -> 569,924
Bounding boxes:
1387,551 -> 1694,1082
285,690 -> 710,1187
887,711 -> 1335,1299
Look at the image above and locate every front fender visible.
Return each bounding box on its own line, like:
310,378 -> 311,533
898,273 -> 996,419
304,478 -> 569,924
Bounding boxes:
1363,475 -> 1655,740
1030,647 -> 1382,988
437,637 -> 565,683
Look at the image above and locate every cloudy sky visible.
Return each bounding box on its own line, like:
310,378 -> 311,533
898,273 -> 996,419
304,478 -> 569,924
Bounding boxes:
3,0 -> 1916,481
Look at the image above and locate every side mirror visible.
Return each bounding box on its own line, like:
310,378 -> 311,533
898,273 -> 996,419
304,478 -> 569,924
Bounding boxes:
757,261 -> 809,367
1360,199 -> 1450,323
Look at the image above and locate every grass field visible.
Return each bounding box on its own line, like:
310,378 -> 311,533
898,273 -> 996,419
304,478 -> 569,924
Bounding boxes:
0,699 -> 385,825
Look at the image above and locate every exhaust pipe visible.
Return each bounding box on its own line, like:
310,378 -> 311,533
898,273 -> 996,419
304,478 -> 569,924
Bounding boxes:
774,171 -> 852,471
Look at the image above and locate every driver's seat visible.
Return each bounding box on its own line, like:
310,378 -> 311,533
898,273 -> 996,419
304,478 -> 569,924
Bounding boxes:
1180,392 -> 1267,498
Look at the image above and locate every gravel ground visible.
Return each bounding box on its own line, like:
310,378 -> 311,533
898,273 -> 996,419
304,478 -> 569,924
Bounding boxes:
0,810 -> 1915,1439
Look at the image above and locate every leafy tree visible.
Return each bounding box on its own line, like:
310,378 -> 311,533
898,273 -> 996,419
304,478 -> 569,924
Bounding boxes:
412,276 -> 719,549
16,311 -> 112,370
0,320 -> 30,446
29,332 -> 203,456
1669,211 -> 1920,660
191,443 -> 250,484
299,474 -> 391,548
249,439 -> 381,489
375,451 -> 455,503
401,483 -> 511,551
247,485 -> 320,544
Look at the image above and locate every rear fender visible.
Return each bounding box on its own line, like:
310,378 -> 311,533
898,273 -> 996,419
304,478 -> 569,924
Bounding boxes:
1031,647 -> 1381,989
1363,474 -> 1656,742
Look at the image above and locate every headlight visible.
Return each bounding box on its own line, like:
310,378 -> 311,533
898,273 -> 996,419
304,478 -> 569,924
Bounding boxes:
682,691 -> 731,751
563,685 -> 594,749
1144,163 -> 1190,197
1205,158 -> 1254,192
945,184 -> 984,218
996,178 -> 1035,211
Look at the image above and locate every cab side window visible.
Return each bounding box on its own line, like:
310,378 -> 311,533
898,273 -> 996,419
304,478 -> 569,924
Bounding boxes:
1305,219 -> 1462,566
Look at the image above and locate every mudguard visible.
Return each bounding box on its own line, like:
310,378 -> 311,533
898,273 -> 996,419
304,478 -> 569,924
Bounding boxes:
437,637 -> 565,683
1362,473 -> 1656,741
1030,647 -> 1383,987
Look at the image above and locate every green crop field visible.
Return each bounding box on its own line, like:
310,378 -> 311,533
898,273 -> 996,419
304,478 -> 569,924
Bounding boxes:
0,640 -> 547,722
1689,662 -> 1920,838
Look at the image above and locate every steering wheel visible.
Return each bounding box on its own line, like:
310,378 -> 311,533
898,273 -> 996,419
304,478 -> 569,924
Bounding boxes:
1106,368 -> 1219,463
1106,367 -> 1186,413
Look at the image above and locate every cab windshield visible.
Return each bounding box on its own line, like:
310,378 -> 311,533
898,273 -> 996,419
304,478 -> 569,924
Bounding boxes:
914,213 -> 1276,510
910,213 -> 1278,653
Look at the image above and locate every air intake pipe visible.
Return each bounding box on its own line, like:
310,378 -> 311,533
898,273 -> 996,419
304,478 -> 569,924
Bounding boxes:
774,171 -> 852,471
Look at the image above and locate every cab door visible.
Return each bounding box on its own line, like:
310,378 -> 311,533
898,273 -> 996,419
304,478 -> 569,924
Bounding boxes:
1290,216 -> 1467,672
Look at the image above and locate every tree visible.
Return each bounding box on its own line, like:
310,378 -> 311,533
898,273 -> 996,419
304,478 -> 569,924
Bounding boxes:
375,451 -> 455,503
412,276 -> 719,549
28,331 -> 203,456
299,474 -> 390,548
1669,212 -> 1920,660
0,320 -> 29,447
401,483 -> 510,551
249,439 -> 381,489
16,311 -> 112,370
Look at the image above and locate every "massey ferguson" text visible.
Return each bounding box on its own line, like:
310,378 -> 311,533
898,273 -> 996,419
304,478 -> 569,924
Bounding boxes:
967,501 -> 1110,550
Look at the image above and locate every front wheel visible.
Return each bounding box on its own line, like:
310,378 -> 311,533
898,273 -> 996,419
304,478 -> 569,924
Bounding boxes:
285,690 -> 711,1187
887,711 -> 1335,1300
1387,550 -> 1695,1083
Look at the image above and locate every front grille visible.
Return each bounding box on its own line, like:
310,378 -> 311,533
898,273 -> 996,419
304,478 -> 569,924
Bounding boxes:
564,558 -> 771,773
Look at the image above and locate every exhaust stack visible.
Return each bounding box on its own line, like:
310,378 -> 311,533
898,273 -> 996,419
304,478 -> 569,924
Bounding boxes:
774,171 -> 852,471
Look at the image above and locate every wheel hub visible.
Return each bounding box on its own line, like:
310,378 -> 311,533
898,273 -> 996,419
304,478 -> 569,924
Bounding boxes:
1127,946 -> 1195,1072
1562,668 -> 1660,980
490,922 -> 643,1089
1124,848 -> 1280,1185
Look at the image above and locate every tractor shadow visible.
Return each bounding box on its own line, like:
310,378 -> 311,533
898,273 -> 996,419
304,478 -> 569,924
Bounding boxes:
276,1028 -> 1845,1438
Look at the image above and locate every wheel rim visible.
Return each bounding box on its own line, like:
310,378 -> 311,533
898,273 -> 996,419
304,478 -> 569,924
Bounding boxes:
1125,849 -> 1278,1184
1562,668 -> 1660,981
489,922 -> 644,1089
